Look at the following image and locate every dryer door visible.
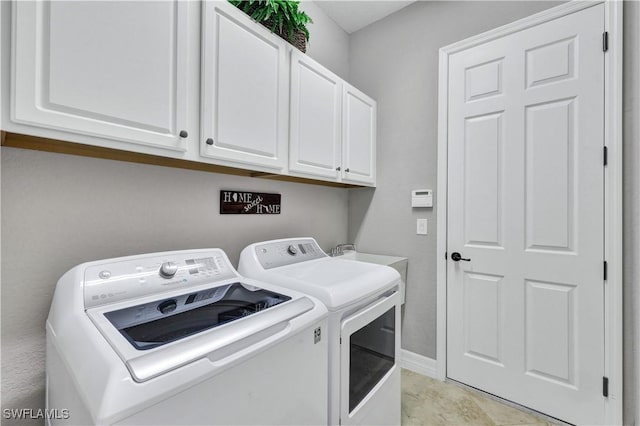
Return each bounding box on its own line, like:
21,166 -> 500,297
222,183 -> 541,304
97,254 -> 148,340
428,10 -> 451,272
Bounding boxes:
340,291 -> 401,425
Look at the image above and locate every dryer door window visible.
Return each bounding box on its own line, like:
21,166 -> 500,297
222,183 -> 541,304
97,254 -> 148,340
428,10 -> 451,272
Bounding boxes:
340,292 -> 399,419
348,305 -> 395,412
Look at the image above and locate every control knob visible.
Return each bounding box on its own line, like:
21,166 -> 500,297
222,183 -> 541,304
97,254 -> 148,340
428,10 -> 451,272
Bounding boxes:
158,299 -> 177,314
159,261 -> 178,278
287,244 -> 298,255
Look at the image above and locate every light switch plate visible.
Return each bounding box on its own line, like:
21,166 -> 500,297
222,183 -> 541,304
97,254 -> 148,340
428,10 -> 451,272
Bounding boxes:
417,219 -> 428,235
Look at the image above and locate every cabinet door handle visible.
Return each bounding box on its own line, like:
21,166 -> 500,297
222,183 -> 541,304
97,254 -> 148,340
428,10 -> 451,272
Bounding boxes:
206,138 -> 214,145
345,168 -> 350,173
179,130 -> 188,138
336,166 -> 341,171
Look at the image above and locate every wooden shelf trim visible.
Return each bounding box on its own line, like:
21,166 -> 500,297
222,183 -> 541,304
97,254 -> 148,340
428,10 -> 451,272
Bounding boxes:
0,132 -> 360,189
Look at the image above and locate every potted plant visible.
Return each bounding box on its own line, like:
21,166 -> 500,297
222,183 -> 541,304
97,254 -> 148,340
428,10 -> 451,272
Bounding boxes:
229,0 -> 312,53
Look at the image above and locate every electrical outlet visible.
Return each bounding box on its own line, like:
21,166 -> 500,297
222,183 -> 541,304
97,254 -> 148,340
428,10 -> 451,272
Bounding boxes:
417,219 -> 428,235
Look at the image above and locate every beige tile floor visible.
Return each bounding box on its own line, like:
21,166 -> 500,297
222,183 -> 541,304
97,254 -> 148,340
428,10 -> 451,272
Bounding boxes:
401,369 -> 560,426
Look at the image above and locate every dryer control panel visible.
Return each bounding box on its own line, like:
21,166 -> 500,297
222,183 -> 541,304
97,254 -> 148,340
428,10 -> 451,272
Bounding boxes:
254,238 -> 327,270
83,249 -> 237,309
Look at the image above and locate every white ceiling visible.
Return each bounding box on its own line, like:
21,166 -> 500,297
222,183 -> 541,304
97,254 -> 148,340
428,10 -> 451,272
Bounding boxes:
313,1 -> 416,34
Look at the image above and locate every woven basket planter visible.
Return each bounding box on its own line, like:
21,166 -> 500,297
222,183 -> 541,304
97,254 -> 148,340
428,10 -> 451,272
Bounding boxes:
289,30 -> 307,53
261,19 -> 307,53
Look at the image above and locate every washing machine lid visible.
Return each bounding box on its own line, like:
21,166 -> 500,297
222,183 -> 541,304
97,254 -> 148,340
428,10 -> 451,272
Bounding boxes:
87,280 -> 316,382
261,258 -> 399,310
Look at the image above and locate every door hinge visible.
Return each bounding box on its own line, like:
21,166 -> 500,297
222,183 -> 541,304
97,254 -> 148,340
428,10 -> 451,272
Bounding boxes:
603,32 -> 609,52
603,146 -> 608,166
604,260 -> 608,281
603,376 -> 609,397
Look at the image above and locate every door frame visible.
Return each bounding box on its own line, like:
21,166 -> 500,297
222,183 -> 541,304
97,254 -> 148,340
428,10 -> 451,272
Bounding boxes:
435,1 -> 623,423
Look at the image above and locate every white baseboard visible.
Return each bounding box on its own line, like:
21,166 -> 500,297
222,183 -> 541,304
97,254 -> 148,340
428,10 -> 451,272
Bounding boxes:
400,349 -> 438,379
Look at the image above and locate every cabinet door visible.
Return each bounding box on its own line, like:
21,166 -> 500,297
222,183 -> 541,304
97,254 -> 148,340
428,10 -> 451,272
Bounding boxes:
342,84 -> 376,186
12,1 -> 191,152
289,51 -> 341,179
201,1 -> 288,171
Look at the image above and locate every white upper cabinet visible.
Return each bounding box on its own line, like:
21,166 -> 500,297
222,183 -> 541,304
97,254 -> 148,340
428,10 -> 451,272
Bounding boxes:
289,51 -> 342,179
342,84 -> 376,185
11,1 -> 192,152
201,1 -> 288,171
8,0 -> 375,186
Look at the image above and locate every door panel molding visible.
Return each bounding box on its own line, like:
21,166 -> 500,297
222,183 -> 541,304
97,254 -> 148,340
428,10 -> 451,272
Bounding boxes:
436,1 -> 623,424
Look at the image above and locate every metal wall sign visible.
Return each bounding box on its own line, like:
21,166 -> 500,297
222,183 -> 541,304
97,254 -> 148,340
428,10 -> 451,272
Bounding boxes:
220,190 -> 281,214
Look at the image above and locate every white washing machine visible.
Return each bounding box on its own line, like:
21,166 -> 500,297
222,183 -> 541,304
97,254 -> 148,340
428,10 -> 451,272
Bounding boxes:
46,248 -> 329,425
238,238 -> 401,426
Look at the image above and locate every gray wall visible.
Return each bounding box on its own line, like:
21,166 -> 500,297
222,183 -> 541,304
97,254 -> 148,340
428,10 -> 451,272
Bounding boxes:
0,3 -> 350,421
623,1 -> 640,423
348,1 -> 639,423
302,1 -> 350,79
347,0 -> 562,359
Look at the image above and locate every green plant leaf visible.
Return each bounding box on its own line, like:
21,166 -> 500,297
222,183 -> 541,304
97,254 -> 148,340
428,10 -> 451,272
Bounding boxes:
277,13 -> 284,34
228,0 -> 311,47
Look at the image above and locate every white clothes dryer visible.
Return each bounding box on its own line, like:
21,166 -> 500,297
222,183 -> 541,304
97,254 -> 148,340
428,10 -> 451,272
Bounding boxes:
46,248 -> 328,425
238,238 -> 401,426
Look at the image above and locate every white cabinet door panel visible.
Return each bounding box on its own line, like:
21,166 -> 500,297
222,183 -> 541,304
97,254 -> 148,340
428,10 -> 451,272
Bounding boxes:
342,84 -> 376,185
201,1 -> 288,170
12,1 -> 190,151
289,51 -> 341,179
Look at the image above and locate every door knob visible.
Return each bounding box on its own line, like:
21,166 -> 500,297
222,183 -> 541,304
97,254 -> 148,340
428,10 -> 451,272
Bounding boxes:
451,252 -> 470,262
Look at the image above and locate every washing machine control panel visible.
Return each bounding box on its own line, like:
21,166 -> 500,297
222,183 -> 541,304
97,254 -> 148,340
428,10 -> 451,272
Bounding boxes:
255,238 -> 326,270
83,250 -> 237,308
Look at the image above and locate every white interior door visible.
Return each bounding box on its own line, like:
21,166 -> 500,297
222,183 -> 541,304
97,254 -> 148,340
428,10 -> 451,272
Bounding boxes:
446,5 -> 605,425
